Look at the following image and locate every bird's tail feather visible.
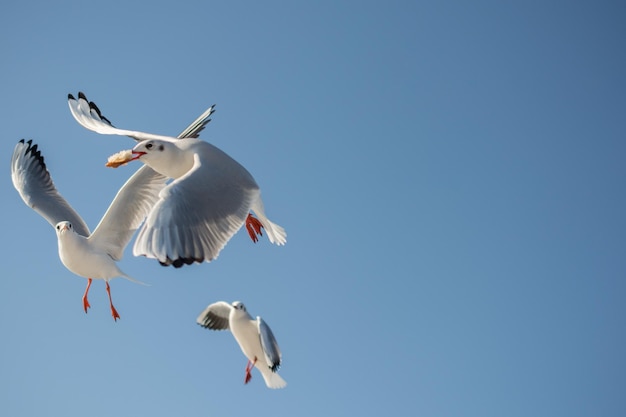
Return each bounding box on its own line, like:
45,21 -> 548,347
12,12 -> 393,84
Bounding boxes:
263,220 -> 287,246
250,197 -> 286,246
119,273 -> 150,286
261,370 -> 287,389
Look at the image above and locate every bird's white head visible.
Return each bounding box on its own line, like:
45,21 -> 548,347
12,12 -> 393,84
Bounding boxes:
229,301 -> 250,320
131,139 -> 168,161
131,139 -> 191,179
55,221 -> 73,235
231,301 -> 247,312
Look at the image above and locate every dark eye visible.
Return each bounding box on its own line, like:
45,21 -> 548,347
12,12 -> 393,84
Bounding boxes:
146,143 -> 153,150
69,224 -> 72,229
56,225 -> 60,230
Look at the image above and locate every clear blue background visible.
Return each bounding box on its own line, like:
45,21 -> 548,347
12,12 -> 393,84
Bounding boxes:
1,1 -> 625,416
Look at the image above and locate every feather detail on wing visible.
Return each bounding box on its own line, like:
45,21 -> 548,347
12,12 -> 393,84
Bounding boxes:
132,152 -> 259,267
88,166 -> 168,260
11,139 -> 90,237
177,105 -> 216,139
68,92 -> 177,142
196,301 -> 232,330
257,317 -> 282,372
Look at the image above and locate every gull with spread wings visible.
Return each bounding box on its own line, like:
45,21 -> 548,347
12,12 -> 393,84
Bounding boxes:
11,139 -> 167,320
68,92 -> 286,268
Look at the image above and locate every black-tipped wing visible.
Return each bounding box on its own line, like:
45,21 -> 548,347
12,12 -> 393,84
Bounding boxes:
196,301 -> 232,330
11,139 -> 90,237
68,92 -> 175,142
68,92 -> 215,141
257,317 -> 282,372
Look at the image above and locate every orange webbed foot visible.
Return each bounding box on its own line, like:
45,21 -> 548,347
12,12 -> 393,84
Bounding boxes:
110,305 -> 121,322
83,297 -> 91,314
245,214 -> 264,243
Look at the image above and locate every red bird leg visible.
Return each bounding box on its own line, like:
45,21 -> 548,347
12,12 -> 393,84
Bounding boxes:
82,278 -> 92,313
245,214 -> 264,243
244,357 -> 258,384
105,281 -> 121,321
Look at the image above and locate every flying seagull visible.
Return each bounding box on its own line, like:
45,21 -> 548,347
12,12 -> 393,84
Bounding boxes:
68,92 -> 286,268
11,139 -> 168,320
197,301 -> 287,389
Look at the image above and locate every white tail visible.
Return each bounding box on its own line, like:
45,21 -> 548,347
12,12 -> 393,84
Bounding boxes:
261,370 -> 287,389
264,219 -> 287,245
250,197 -> 287,246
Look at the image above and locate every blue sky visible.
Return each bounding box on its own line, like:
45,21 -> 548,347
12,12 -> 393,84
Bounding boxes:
1,1 -> 625,416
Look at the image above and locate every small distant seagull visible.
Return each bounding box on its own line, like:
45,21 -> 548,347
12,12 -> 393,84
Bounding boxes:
68,92 -> 286,268
10,139 -> 168,320
197,301 -> 287,389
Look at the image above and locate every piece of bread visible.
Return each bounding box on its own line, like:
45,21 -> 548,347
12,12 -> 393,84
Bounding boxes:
105,149 -> 133,168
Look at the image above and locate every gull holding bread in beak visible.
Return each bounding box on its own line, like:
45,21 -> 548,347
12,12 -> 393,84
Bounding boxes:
68,92 -> 286,268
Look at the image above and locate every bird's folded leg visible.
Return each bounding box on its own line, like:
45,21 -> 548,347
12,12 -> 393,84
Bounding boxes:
82,278 -> 92,313
244,357 -> 258,384
245,214 -> 264,243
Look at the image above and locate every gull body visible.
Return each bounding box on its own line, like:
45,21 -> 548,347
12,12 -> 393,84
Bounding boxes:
56,221 -> 130,280
68,92 -> 286,268
197,301 -> 287,389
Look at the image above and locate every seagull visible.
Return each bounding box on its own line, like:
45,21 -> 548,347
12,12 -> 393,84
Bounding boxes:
11,139 -> 169,320
197,301 -> 287,389
68,92 -> 286,268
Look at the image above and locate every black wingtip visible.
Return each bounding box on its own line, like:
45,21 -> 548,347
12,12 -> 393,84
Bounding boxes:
68,93 -> 75,100
159,256 -> 203,268
74,94 -> 113,126
172,257 -> 199,268
19,139 -> 46,169
89,100 -> 103,117
269,363 -> 281,372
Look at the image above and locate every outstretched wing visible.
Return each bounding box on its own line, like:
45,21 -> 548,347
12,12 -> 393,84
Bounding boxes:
88,166 -> 168,260
68,92 -> 177,142
68,92 -> 215,142
196,301 -> 232,330
11,139 -> 90,237
257,317 -> 282,372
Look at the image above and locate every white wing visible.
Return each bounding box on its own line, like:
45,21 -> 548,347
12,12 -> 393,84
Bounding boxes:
177,104 -> 216,139
257,317 -> 282,372
68,91 -> 216,141
196,301 -> 233,330
133,145 -> 260,267
88,166 -> 168,260
68,92 -> 177,142
11,139 -> 90,237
